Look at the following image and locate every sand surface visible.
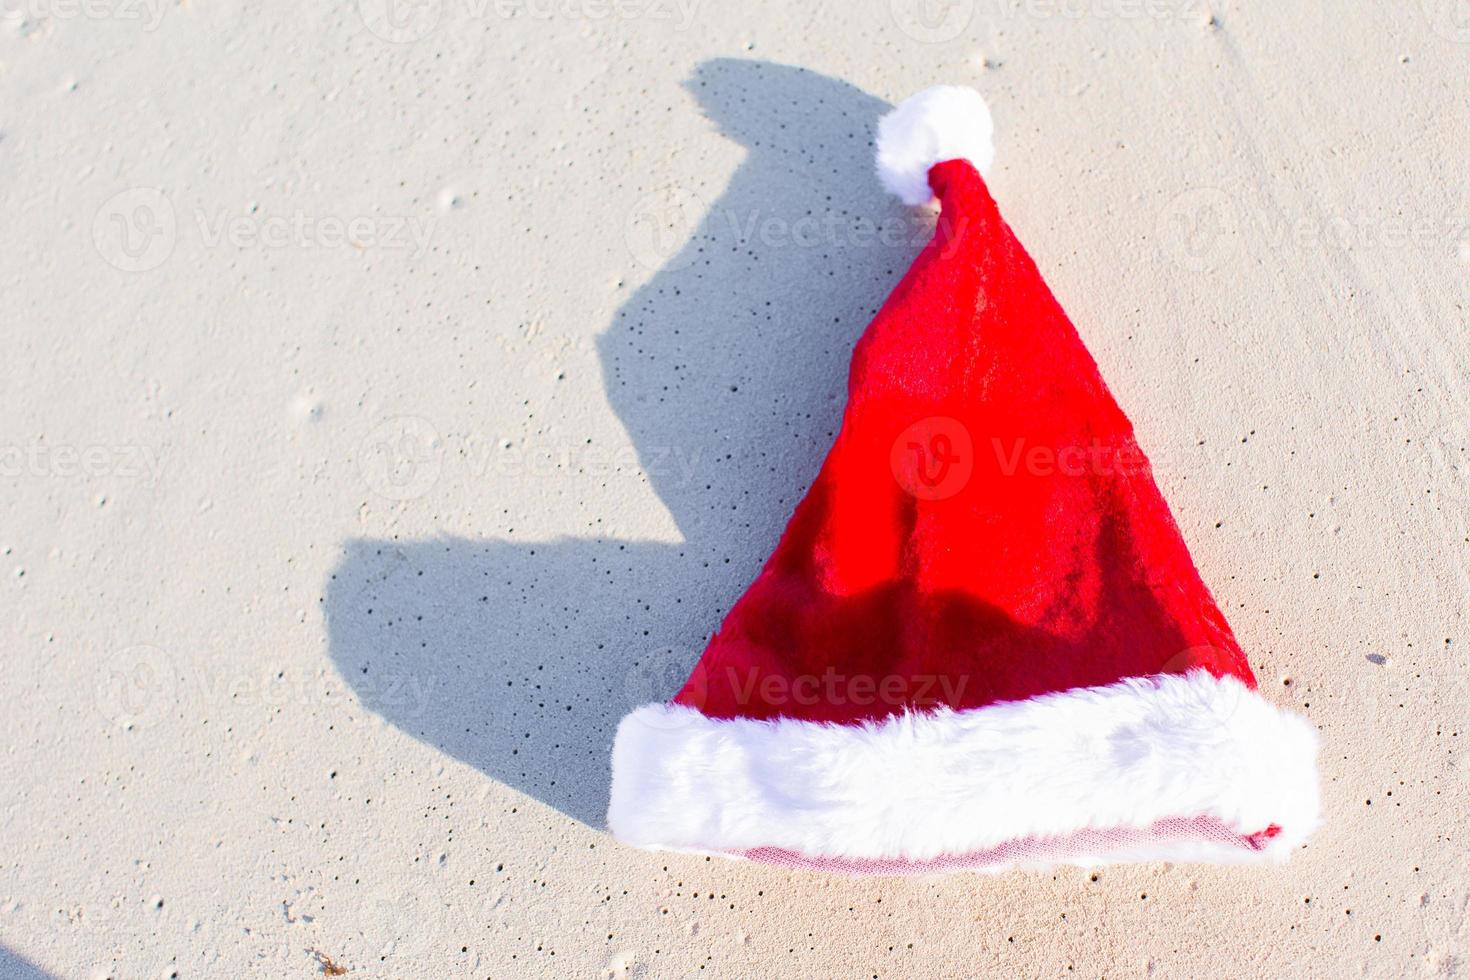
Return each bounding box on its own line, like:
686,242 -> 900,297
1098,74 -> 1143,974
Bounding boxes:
3,1 -> 1469,977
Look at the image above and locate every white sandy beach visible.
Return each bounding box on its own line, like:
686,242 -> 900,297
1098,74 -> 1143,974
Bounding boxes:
2,1 -> 1469,976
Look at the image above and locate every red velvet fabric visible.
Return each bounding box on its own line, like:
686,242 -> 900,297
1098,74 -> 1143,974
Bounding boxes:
674,159 -> 1254,725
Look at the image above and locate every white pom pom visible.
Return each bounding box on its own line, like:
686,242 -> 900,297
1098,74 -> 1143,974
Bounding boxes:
875,86 -> 995,207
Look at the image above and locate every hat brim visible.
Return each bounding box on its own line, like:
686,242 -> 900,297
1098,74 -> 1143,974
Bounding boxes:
607,669 -> 1319,873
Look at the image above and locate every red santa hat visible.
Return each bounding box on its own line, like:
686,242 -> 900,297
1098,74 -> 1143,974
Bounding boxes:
607,86 -> 1320,873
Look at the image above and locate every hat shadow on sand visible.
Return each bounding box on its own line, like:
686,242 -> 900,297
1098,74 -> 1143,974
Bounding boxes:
323,60 -> 1158,830
324,60 -> 906,827
0,946 -> 54,980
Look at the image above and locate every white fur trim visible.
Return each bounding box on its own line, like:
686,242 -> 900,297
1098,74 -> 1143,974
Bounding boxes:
875,86 -> 995,206
608,671 -> 1320,867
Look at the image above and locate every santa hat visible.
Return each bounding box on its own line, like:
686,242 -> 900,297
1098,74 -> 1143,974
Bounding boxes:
607,86 -> 1320,873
